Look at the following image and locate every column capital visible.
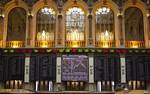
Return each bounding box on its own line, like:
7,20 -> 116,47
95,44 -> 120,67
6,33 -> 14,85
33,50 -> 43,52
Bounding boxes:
0,8 -> 4,20
147,14 -> 150,20
87,14 -> 92,19
117,12 -> 123,19
58,14 -> 63,18
117,7 -> 123,19
147,8 -> 150,19
27,8 -> 33,19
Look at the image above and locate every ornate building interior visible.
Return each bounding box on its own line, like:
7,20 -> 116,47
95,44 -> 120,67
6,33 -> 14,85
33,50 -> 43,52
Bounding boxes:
0,0 -> 150,93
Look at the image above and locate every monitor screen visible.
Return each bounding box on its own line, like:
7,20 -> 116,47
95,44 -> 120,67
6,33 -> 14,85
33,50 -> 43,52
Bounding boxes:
62,55 -> 88,81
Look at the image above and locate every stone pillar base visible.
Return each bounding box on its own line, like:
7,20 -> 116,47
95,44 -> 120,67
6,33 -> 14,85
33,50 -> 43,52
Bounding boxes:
54,83 -> 64,92
147,82 -> 150,91
23,82 -> 34,91
88,83 -> 96,91
0,82 -> 4,89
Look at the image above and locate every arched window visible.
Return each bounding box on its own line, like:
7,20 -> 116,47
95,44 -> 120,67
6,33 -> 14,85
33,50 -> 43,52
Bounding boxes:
65,7 -> 85,47
36,7 -> 56,47
7,7 -> 26,48
95,7 -> 114,48
125,7 -> 144,48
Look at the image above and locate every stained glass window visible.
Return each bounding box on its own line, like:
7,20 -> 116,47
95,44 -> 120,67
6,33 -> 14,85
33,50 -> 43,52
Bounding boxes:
95,7 -> 114,41
66,7 -> 85,41
36,7 -> 56,41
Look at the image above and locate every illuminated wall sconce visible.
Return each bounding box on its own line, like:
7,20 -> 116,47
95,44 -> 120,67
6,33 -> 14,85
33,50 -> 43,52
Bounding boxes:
117,12 -> 123,17
96,7 -> 110,15
66,28 -> 85,47
147,13 -> 150,18
36,30 -> 54,48
0,14 -> 4,19
28,11 -> 33,18
96,30 -> 114,48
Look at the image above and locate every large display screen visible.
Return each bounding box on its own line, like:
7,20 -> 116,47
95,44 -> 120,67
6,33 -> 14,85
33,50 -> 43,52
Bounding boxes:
62,55 -> 88,81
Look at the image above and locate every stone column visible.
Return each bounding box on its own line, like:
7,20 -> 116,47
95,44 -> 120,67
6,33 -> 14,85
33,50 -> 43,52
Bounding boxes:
0,7 -> 4,47
26,9 -> 33,47
56,55 -> 62,91
24,54 -> 30,83
97,81 -> 102,92
147,9 -> 150,90
0,10 -> 5,89
147,9 -> 150,47
144,12 -> 149,48
87,8 -> 94,47
88,54 -> 95,91
56,7 -> 64,47
118,9 -> 124,47
120,54 -> 126,83
23,54 -> 34,91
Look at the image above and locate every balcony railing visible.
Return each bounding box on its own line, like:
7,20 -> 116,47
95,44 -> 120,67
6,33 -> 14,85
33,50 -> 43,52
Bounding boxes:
6,41 -> 25,48
65,40 -> 85,47
96,41 -> 115,48
35,41 -> 54,48
125,41 -> 145,48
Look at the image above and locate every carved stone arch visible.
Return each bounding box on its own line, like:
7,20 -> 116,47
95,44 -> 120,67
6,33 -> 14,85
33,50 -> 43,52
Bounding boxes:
62,0 -> 89,47
4,0 -> 28,17
31,0 -> 58,47
92,0 -> 119,16
124,7 -> 144,41
3,0 -> 28,47
7,7 -> 26,41
123,0 -> 149,47
32,0 -> 58,16
92,0 -> 120,47
62,0 -> 89,14
123,0 -> 147,17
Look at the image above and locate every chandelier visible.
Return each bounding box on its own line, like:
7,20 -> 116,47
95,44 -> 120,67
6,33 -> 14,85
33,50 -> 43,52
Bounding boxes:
96,7 -> 110,15
41,7 -> 55,15
37,30 -> 54,41
96,30 -> 114,48
98,30 -> 114,41
66,27 -> 84,41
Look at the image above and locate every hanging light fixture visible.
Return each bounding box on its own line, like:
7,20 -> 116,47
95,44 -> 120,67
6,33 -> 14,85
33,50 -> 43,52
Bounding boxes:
100,30 -> 114,41
96,7 -> 110,15
37,30 -> 53,41
41,7 -> 55,15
